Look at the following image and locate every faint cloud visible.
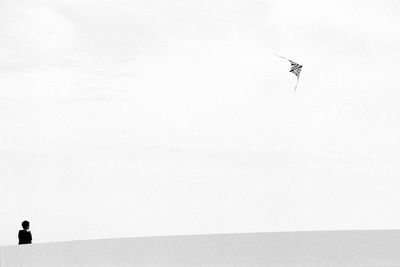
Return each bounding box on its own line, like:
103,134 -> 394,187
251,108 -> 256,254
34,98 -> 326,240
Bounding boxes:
0,3 -> 78,71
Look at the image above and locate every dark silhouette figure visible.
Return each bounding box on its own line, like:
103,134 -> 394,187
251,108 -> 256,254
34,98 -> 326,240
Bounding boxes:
18,220 -> 32,245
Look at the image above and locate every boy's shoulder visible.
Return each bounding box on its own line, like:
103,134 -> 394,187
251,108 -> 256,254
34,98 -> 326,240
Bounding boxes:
19,230 -> 30,235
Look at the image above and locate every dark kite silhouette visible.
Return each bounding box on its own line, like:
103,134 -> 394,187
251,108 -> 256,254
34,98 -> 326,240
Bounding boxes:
276,55 -> 303,92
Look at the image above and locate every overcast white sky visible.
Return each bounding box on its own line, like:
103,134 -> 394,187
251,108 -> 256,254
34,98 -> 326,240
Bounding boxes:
1,0 -> 400,245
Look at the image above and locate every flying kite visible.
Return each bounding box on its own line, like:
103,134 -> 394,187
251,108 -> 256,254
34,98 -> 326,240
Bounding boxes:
276,55 -> 303,92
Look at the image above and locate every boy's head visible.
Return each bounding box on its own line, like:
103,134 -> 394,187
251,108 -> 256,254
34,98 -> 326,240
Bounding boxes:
22,220 -> 30,230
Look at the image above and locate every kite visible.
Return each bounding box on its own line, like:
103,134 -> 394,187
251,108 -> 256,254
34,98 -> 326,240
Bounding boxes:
276,55 -> 303,92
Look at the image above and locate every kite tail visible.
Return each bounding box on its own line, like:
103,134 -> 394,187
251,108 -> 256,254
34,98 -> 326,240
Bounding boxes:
293,77 -> 299,94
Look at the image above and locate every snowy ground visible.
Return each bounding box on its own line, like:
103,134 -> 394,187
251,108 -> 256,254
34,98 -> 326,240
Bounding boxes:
2,230 -> 400,266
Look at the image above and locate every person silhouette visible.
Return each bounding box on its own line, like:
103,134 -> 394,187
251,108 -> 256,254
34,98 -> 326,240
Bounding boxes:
18,220 -> 32,245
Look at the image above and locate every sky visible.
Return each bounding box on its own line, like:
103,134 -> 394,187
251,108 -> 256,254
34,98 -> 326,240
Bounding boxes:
1,0 -> 400,245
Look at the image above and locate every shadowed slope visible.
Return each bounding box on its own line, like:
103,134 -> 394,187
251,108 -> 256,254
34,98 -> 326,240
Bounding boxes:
2,230 -> 400,266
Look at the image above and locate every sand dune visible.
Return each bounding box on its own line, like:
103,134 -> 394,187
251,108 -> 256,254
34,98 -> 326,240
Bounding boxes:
2,230 -> 400,266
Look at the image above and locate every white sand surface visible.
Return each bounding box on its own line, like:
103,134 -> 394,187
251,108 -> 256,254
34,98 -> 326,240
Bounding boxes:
2,230 -> 400,266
